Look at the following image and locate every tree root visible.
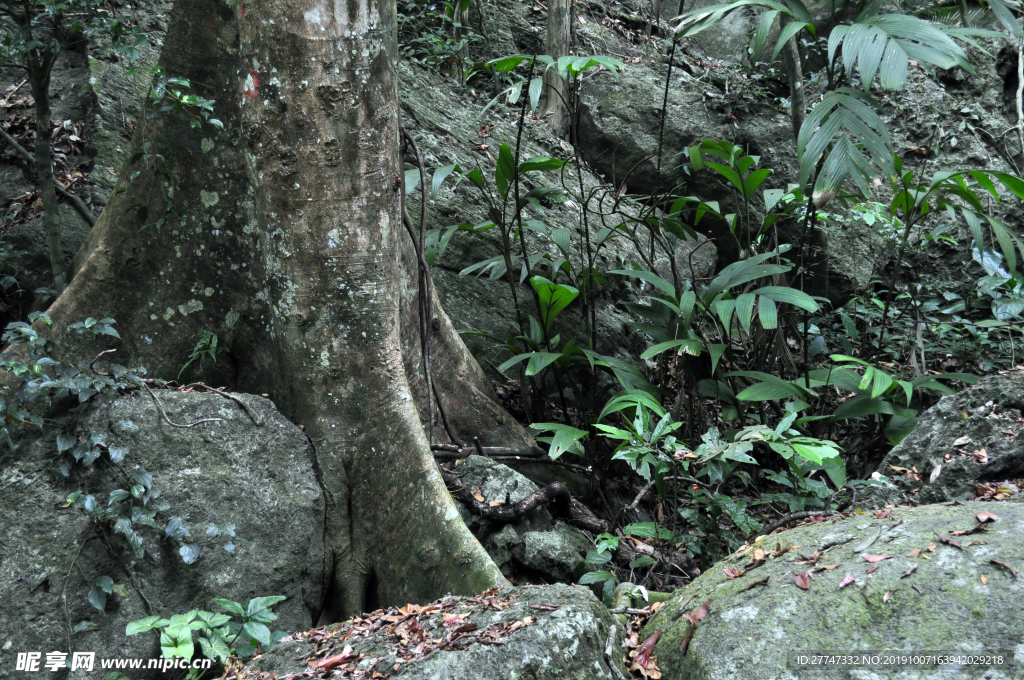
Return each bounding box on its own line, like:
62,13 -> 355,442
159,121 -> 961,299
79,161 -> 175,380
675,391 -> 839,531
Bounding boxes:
143,383 -> 223,429
753,510 -> 841,541
439,464 -> 609,534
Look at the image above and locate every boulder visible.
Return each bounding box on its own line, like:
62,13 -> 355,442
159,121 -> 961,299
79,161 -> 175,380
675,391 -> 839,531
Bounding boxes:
644,501 -> 1024,679
240,584 -> 626,680
879,369 -> 1024,503
0,390 -> 326,679
453,456 -> 590,582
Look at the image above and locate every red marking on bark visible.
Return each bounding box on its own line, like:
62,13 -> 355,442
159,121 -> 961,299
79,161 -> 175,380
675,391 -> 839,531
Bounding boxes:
244,66 -> 260,101
240,1 -> 245,16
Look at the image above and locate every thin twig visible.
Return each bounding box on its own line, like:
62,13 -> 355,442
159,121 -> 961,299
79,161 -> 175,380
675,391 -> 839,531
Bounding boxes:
144,383 -> 222,428
753,509 -> 840,541
61,532 -> 98,656
98,528 -> 156,615
604,624 -> 627,680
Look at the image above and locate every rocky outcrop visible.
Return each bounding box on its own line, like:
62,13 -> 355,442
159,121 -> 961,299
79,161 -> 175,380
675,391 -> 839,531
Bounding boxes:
879,369 -> 1024,503
0,390 -> 326,679
453,455 -> 591,582
644,501 -> 1024,679
240,584 -> 626,680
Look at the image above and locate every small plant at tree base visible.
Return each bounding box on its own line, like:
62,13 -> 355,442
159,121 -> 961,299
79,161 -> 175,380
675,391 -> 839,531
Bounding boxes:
178,330 -> 227,379
127,596 -> 287,679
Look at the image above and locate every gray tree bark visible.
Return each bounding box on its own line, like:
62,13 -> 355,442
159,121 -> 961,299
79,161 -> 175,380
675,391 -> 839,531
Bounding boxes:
40,0 -> 531,619
541,0 -> 573,138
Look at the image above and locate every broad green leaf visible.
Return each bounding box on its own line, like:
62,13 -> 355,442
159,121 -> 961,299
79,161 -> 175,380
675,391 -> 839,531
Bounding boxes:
495,143 -> 515,198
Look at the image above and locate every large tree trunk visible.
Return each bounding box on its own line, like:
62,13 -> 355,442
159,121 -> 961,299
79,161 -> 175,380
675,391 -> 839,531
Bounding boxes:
44,0 -> 527,619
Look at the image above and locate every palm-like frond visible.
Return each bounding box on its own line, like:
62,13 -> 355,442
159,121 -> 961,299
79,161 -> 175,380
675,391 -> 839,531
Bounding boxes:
829,14 -> 1003,92
798,89 -> 894,195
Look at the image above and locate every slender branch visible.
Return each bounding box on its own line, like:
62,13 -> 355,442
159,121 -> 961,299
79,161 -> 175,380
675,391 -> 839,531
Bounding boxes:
0,123 -> 97,225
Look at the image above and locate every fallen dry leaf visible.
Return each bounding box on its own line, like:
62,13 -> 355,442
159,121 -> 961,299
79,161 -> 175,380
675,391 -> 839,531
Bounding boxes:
990,560 -> 1017,578
862,554 -> 894,563
679,598 -> 712,655
883,589 -> 898,603
839,574 -> 856,588
952,435 -> 972,447
906,548 -> 921,558
866,566 -> 879,574
723,566 -> 744,579
981,575 -> 988,585
792,570 -> 812,589
929,464 -> 942,483
926,541 -> 937,553
900,564 -> 918,579
471,488 -> 485,502
975,511 -> 999,523
634,631 -> 661,669
874,509 -> 892,519
935,534 -> 963,550
488,500 -> 505,507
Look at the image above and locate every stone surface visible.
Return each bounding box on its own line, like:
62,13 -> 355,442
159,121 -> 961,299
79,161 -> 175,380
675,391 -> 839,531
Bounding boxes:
453,456 -> 590,582
0,390 -> 326,679
246,584 -> 626,680
645,501 -> 1024,679
879,369 -> 1024,503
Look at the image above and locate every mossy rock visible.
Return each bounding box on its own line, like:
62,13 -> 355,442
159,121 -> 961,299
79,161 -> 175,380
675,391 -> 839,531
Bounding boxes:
246,584 -> 625,680
645,502 -> 1024,679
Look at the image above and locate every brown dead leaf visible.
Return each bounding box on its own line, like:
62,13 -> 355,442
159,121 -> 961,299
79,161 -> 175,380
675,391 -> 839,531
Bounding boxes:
883,589 -> 898,603
975,511 -> 999,523
634,631 -> 661,669
926,541 -> 937,553
973,448 -> 988,463
874,509 -> 892,519
990,560 -> 1017,578
488,500 -> 505,507
471,489 -> 485,502
952,435 -> 972,447
906,548 -> 921,558
723,566 -> 744,579
935,534 -> 963,550
839,574 -> 856,588
866,566 -> 879,574
900,564 -> 918,579
792,570 -> 812,589
981,575 -> 988,585
862,554 -> 894,563
929,464 -> 942,483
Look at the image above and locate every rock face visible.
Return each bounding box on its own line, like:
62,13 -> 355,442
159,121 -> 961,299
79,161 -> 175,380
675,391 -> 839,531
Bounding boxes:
644,502 -> 1024,680
0,391 -> 326,679
879,370 -> 1024,503
244,584 -> 625,680
453,456 -> 590,582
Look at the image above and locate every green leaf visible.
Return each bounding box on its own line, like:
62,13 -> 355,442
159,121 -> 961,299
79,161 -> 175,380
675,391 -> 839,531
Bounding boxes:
531,276 -> 579,332
735,293 -> 756,334
598,390 -> 667,422
199,634 -> 233,663
579,570 -> 616,585
487,54 -> 532,72
95,576 -> 114,594
160,630 -> 194,659
246,596 -> 286,617
496,143 -> 515,198
56,433 -> 76,453
430,164 -> 461,198
735,381 -> 800,401
758,296 -> 778,329
752,286 -> 819,312
242,621 -> 272,646
87,588 -> 107,612
640,339 -> 704,360
530,422 -> 588,459
525,351 -> 563,376
213,599 -> 246,617
127,616 -> 166,636
608,269 -> 676,296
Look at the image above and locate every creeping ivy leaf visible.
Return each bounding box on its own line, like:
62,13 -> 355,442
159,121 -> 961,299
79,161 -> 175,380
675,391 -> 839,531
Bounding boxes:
87,587 -> 107,612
